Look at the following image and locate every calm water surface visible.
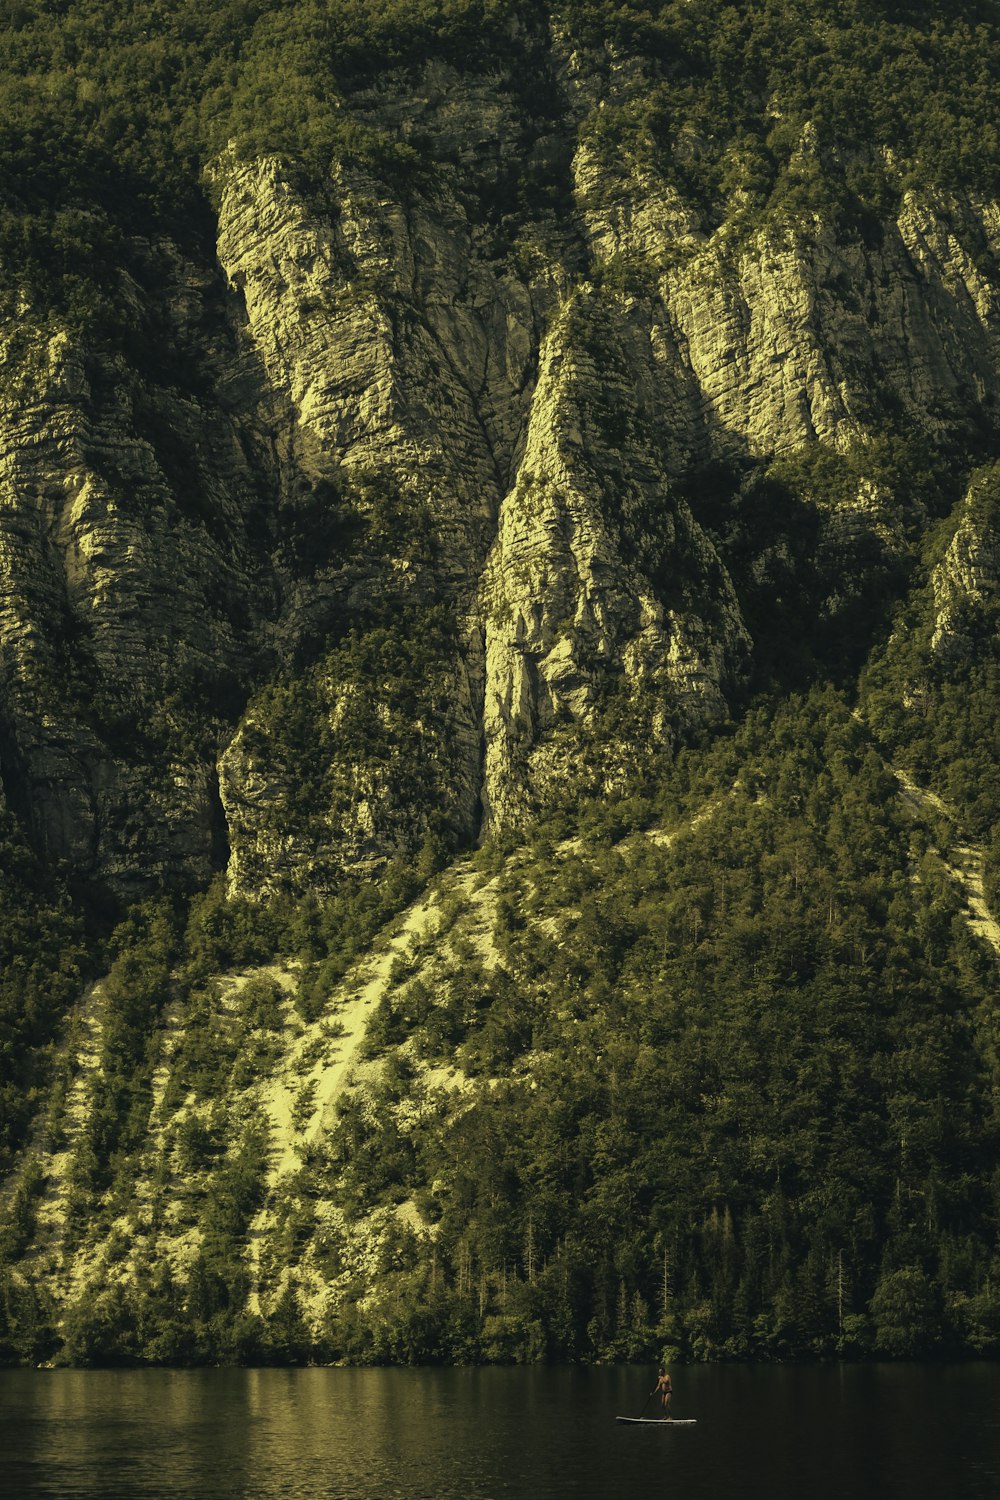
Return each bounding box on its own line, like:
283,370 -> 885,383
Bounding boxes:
1,1363 -> 998,1499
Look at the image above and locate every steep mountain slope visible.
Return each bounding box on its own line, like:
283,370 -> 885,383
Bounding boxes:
1,1 -> 1000,1364
7,8 -> 1000,909
4,687 -> 998,1365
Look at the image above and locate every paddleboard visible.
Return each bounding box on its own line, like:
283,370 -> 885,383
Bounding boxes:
615,1417 -> 697,1425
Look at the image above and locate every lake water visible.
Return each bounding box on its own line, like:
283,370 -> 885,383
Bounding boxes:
2,1363 -> 998,1499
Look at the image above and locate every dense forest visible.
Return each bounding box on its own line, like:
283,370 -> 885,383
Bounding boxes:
1,0 -> 1000,1367
5,680 -> 999,1367
8,0 -> 1000,326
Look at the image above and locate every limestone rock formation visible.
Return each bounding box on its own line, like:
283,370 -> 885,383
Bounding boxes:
2,38 -> 1000,902
931,467 -> 1000,658
480,285 -> 749,827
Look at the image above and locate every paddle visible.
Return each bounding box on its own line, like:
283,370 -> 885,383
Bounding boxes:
637,1386 -> 658,1419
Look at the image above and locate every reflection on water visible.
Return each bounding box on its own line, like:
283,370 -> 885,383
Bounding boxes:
2,1362 -> 999,1499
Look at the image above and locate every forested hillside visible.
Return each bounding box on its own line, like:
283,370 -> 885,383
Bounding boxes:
1,0 -> 999,1366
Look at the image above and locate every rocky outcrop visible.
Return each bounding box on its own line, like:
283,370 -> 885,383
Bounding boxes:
660,199 -> 996,459
218,637 -> 485,898
480,285 -> 749,826
211,150 -> 545,892
931,467 -> 1000,657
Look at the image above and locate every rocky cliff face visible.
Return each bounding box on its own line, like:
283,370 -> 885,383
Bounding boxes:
2,34 -> 1000,905
211,147 -> 538,894
931,467 -> 1000,658
480,284 -> 749,827
0,278 -> 272,897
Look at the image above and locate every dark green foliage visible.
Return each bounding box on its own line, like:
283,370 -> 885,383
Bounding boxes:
4,674 -> 999,1367
56,1111 -> 272,1367
291,864 -> 423,1018
71,901 -> 180,1209
0,1269 -> 57,1367
862,463 -> 1000,842
683,437 -> 947,694
0,1156 -> 45,1262
0,0 -> 540,326
0,812 -> 86,1171
162,971 -> 289,1107
236,602 -> 467,898
870,1268 -> 943,1357
184,878 -> 284,979
559,1 -> 1000,225
310,687 -> 1000,1363
6,0 -> 1000,330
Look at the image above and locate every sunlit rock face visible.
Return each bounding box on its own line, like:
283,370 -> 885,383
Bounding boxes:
479,287 -> 749,829
3,34 -> 1000,899
931,469 -> 1000,659
211,150 -> 536,895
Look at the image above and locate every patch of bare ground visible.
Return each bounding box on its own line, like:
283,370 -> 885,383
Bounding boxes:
895,770 -> 1000,961
245,858 -> 505,1308
849,708 -> 999,961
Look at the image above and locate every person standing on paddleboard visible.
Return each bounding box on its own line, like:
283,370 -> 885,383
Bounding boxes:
655,1366 -> 673,1419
